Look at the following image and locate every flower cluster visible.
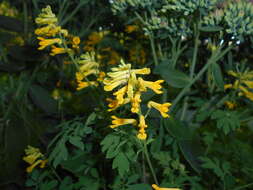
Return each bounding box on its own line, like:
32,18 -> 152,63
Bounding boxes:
23,145 -> 47,173
105,60 -> 171,140
75,52 -> 100,90
35,5 -> 80,56
225,70 -> 253,101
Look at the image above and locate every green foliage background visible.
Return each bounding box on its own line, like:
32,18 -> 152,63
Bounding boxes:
1,0 -> 253,189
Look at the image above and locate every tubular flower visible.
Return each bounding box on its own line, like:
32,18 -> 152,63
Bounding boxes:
152,184 -> 181,190
37,37 -> 62,50
76,80 -> 98,90
23,145 -> 47,173
125,25 -> 138,33
225,70 -> 253,101
138,78 -> 164,94
50,46 -> 71,56
147,101 -> 171,118
72,36 -> 80,49
35,5 -> 57,25
35,25 -> 61,37
110,116 -> 137,128
75,52 -> 100,90
131,91 -> 142,113
137,115 -> 148,140
84,31 -> 109,51
103,60 -> 150,91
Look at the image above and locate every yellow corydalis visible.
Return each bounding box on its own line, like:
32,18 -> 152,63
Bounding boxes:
137,115 -> 148,140
152,184 -> 181,190
35,5 -> 80,56
37,37 -> 62,50
148,101 -> 171,118
225,70 -> 253,101
23,145 -> 47,173
104,59 -> 166,113
110,116 -> 137,128
75,52 -> 100,90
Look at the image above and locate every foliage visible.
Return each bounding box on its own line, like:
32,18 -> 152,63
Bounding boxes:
1,0 -> 253,190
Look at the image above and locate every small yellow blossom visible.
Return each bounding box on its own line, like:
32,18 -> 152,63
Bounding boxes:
125,25 -> 138,33
131,91 -> 141,113
110,116 -> 137,128
129,47 -> 146,64
35,5 -> 58,25
147,101 -> 171,118
0,1 -> 18,17
137,115 -> 148,140
224,101 -> 236,109
152,184 -> 181,190
103,60 -> 150,91
72,36 -> 80,49
225,70 -> 253,101
84,31 -> 109,51
76,81 -> 98,90
97,72 -> 106,82
35,25 -> 63,37
138,78 -> 164,94
23,145 -> 47,173
37,37 -> 62,50
50,45 -> 70,56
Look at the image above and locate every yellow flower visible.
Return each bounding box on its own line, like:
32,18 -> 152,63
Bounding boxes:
103,60 -> 150,91
152,184 -> 181,190
113,86 -> 127,103
137,115 -> 148,140
37,37 -> 62,50
147,101 -> 171,118
224,101 -> 236,109
76,80 -> 98,90
35,25 -> 62,37
50,45 -> 70,56
138,78 -> 164,94
131,91 -> 141,113
225,70 -> 253,101
110,116 -> 137,128
125,25 -> 138,33
0,1 -> 18,17
35,5 -> 58,25
72,36 -> 80,45
72,36 -> 80,49
26,159 -> 47,173
97,72 -> 106,82
129,47 -> 146,64
23,146 -> 47,173
106,98 -> 120,111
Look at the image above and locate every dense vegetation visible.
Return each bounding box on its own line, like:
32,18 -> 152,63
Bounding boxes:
1,0 -> 253,189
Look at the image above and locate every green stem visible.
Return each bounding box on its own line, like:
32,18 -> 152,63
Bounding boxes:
23,0 -> 28,40
234,182 -> 253,190
190,23 -> 200,79
149,33 -> 159,66
49,166 -> 62,182
143,141 -> 159,184
170,45 -> 234,113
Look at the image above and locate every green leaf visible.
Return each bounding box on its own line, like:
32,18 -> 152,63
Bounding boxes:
163,118 -> 193,141
199,26 -> 223,32
0,15 -> 24,32
112,152 -> 129,177
164,118 -> 203,173
154,63 -> 191,88
29,84 -> 58,114
211,110 -> 240,135
85,112 -> 97,126
211,63 -> 224,90
69,136 -> 84,150
127,184 -> 152,190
